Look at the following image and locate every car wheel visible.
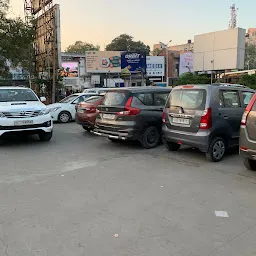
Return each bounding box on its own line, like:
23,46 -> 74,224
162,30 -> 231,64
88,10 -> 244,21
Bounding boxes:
83,126 -> 92,132
206,137 -> 226,162
163,139 -> 181,151
243,158 -> 256,171
141,126 -> 160,149
58,111 -> 71,123
38,131 -> 53,142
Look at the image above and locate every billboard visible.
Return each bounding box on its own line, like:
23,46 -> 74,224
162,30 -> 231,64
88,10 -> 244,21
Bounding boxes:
179,52 -> 194,76
121,52 -> 146,73
31,0 -> 52,15
61,62 -> 78,77
146,56 -> 165,77
34,4 -> 61,76
86,51 -> 121,73
194,28 -> 246,71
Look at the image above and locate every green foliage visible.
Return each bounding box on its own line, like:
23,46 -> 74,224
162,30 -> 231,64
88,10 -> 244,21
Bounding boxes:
238,74 -> 256,89
152,48 -> 162,56
175,72 -> 211,85
244,43 -> 256,69
0,0 -> 35,78
106,34 -> 150,55
65,41 -> 100,54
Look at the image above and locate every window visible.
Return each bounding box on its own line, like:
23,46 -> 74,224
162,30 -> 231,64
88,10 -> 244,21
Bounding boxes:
167,89 -> 206,110
242,92 -> 254,106
0,89 -> 38,102
85,96 -> 103,103
102,92 -> 129,106
220,91 -> 241,108
154,93 -> 169,106
132,93 -> 154,106
73,96 -> 85,104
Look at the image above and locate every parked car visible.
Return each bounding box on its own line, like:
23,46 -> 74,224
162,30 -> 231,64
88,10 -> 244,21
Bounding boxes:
162,84 -> 254,162
76,95 -> 105,131
47,93 -> 99,123
93,87 -> 172,148
0,86 -> 53,142
240,93 -> 256,170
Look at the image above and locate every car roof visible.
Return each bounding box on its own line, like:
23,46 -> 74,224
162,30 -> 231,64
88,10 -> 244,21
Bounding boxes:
106,86 -> 172,93
173,84 -> 254,92
0,86 -> 31,90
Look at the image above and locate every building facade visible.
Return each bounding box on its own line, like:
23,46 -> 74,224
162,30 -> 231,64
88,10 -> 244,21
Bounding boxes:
247,28 -> 256,45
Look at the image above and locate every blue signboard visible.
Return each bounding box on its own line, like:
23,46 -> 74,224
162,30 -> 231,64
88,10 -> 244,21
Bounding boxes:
121,52 -> 146,74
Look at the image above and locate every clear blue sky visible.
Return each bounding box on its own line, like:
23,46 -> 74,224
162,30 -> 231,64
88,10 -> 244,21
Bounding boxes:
9,0 -> 256,50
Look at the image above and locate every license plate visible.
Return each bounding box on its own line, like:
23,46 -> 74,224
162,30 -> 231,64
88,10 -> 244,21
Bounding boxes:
103,114 -> 115,120
14,120 -> 33,126
172,117 -> 190,125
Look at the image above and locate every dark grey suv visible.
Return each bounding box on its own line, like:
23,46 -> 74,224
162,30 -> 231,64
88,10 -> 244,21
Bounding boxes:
93,87 -> 171,148
162,84 -> 254,162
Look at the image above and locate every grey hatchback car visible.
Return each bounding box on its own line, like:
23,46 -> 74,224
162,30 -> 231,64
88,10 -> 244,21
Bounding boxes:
162,84 -> 254,162
239,93 -> 256,170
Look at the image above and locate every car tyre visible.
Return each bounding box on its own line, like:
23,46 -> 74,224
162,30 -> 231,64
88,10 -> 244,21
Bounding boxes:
206,137 -> 226,162
83,126 -> 92,132
38,131 -> 53,142
243,158 -> 256,171
58,111 -> 71,123
163,140 -> 181,151
141,126 -> 160,149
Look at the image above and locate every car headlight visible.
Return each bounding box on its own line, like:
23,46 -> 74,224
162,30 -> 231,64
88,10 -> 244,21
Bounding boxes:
48,107 -> 61,112
39,109 -> 50,115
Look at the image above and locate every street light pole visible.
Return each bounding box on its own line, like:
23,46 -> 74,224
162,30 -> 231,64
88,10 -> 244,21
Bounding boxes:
159,40 -> 172,86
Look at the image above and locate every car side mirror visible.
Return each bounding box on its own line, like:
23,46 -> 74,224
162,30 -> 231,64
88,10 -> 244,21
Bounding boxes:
40,96 -> 46,102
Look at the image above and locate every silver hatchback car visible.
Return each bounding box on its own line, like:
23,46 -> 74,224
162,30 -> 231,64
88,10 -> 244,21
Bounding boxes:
162,84 -> 254,162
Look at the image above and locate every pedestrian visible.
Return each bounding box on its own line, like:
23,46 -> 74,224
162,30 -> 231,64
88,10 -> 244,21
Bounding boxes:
66,88 -> 71,97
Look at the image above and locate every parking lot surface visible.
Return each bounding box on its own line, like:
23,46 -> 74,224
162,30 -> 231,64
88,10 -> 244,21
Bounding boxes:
1,123 -> 256,256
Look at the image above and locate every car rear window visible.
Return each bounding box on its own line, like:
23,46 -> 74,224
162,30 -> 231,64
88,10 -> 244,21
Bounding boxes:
167,89 -> 206,110
101,92 -> 129,106
85,96 -> 103,103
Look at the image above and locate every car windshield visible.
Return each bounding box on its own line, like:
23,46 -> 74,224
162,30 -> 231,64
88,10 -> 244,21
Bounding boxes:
59,95 -> 78,103
0,88 -> 38,102
168,89 -> 206,110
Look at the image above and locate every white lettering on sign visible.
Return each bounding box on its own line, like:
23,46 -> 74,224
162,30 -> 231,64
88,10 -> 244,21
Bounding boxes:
125,53 -> 141,59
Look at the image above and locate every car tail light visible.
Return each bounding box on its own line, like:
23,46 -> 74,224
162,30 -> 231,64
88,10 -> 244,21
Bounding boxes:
200,108 -> 212,130
162,109 -> 166,124
117,97 -> 140,116
241,93 -> 256,126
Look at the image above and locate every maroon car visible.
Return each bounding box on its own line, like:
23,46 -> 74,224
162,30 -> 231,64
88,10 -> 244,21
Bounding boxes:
76,95 -> 104,131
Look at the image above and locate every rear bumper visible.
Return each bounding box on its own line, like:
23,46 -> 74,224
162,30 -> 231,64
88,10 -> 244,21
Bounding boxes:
93,125 -> 140,141
239,126 -> 256,160
162,125 -> 210,152
75,114 -> 96,128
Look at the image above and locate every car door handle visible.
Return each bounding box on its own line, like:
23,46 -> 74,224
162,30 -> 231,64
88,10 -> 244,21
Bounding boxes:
223,115 -> 229,119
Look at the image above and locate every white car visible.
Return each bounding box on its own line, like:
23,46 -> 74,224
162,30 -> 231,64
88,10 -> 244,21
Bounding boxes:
83,88 -> 110,94
47,93 -> 99,123
0,87 -> 53,141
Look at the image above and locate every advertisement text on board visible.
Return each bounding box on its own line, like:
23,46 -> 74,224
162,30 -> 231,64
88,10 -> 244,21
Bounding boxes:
125,53 -> 141,59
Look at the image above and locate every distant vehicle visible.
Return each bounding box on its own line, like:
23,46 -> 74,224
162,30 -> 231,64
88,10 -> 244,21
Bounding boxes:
76,95 -> 105,131
0,86 -> 53,142
162,84 -> 254,162
240,93 -> 256,170
47,93 -> 100,123
93,87 -> 172,148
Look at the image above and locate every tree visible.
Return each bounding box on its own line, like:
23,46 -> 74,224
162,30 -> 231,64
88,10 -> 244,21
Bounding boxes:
175,72 -> 211,85
152,48 -> 162,56
65,41 -> 100,54
0,0 -> 35,78
244,43 -> 256,70
239,74 -> 256,89
106,34 -> 150,55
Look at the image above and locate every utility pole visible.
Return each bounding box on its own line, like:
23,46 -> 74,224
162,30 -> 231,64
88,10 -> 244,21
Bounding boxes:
159,40 -> 172,86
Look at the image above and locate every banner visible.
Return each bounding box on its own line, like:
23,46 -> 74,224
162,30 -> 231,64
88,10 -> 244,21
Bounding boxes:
121,52 -> 146,74
146,56 -> 165,77
86,51 -> 121,73
61,62 -> 78,77
179,52 -> 194,76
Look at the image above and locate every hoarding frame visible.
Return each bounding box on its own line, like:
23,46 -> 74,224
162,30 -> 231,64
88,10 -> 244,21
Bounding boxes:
31,0 -> 53,15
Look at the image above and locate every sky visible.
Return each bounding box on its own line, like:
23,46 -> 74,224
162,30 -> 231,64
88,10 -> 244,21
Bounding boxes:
9,0 -> 256,51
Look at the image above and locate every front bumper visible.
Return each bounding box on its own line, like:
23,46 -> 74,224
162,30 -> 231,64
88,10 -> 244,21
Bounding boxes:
162,125 -> 210,152
0,114 -> 53,137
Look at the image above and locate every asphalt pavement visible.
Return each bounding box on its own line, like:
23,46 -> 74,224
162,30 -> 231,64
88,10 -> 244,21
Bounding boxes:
1,123 -> 256,256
